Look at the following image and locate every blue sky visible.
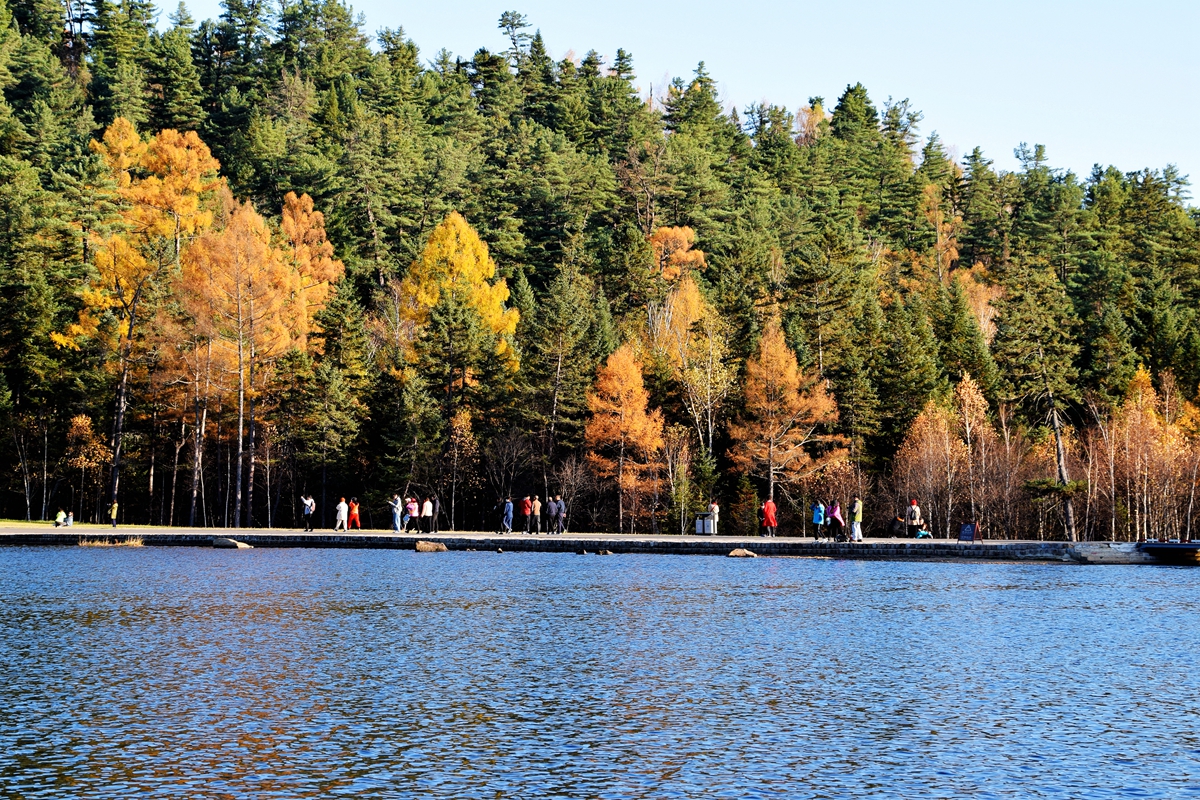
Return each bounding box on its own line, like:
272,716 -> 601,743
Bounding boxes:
183,0 -> 1200,189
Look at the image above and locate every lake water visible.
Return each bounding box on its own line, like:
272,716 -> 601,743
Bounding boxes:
1,547 -> 1198,798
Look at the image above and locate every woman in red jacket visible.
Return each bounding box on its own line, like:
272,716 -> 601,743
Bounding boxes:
348,497 -> 361,530
762,497 -> 778,537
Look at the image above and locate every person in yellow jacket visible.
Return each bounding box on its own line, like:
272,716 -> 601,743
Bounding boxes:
109,501 -> 119,528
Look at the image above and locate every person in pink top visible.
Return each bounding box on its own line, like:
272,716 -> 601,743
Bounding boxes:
829,500 -> 846,541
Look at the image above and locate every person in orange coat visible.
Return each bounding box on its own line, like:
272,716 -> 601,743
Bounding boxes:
348,497 -> 361,529
762,496 -> 778,537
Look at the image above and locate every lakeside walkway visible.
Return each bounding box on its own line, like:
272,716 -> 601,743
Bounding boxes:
0,523 -> 1157,564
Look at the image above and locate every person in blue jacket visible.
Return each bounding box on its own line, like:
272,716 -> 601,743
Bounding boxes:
502,497 -> 513,533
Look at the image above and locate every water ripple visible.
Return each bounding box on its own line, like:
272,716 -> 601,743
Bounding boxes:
1,548 -> 1197,798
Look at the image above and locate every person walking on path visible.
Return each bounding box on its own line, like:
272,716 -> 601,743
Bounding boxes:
110,500 -> 119,528
763,497 -> 778,537
503,497 -> 514,533
405,497 -> 419,531
554,495 -> 566,533
431,495 -> 441,533
544,496 -> 557,533
531,495 -> 542,534
811,500 -> 825,539
850,495 -> 864,542
302,494 -> 316,531
709,499 -> 720,534
905,499 -> 923,538
521,496 -> 533,534
421,497 -> 434,532
389,494 -> 403,532
335,497 -> 349,531
348,497 -> 362,530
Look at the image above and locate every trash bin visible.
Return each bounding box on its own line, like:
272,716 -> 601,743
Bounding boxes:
695,512 -> 714,535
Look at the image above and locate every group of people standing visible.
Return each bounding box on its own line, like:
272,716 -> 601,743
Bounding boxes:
295,493 -> 441,533
809,496 -> 864,541
389,495 -> 440,533
497,495 -> 568,534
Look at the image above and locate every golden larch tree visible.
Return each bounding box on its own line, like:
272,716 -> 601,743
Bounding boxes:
586,343 -> 664,532
648,274 -> 735,455
954,373 -> 996,526
181,201 -> 298,528
728,320 -> 843,502
280,190 -> 344,346
54,118 -> 223,507
397,211 -> 519,366
649,226 -> 706,281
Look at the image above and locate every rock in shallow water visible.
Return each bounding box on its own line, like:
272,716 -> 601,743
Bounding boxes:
213,538 -> 253,549
415,540 -> 449,553
727,548 -> 757,558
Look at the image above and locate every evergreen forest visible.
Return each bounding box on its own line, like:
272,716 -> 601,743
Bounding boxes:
2,0 -> 1199,541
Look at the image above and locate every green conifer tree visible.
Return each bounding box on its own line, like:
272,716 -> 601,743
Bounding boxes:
149,4 -> 206,132
992,266 -> 1082,541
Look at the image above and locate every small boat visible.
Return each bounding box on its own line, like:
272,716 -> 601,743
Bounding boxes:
1140,542 -> 1200,565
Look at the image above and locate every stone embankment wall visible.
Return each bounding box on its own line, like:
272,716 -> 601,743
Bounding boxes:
0,530 -> 1163,564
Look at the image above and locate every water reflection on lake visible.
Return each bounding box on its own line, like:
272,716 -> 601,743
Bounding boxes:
1,547 -> 1198,798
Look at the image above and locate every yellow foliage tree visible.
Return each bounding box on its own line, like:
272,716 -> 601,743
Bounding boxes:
728,320 -> 843,501
894,400 -> 969,538
129,127 -> 223,264
648,274 -> 735,454
586,343 -> 664,532
53,118 -> 223,506
649,226 -> 706,281
181,201 -> 300,528
398,211 -> 519,366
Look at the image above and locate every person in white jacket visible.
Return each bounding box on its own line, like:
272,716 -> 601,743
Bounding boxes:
421,497 -> 434,533
335,497 -> 349,531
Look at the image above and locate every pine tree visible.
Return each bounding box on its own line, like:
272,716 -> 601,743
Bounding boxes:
957,147 -> 1003,271
875,296 -> 940,455
935,275 -> 998,396
89,0 -> 155,126
992,266 -> 1082,541
1083,302 -> 1139,406
149,4 -> 206,132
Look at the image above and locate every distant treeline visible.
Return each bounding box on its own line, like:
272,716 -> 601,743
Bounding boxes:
0,1 -> 1198,540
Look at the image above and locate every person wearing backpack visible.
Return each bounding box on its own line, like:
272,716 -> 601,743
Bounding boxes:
905,499 -> 923,538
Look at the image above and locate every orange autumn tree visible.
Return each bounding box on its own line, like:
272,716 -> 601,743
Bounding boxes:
586,343 -> 664,533
181,201 -> 300,528
649,226 -> 706,281
54,118 -> 222,506
728,320 -> 844,502
279,190 -> 343,346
